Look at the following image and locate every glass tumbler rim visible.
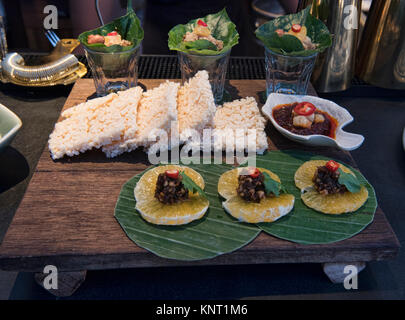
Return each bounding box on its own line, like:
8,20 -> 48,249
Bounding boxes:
83,42 -> 141,55
177,48 -> 232,58
264,47 -> 318,59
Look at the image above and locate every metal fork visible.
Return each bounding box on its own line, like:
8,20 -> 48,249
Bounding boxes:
44,30 -> 60,47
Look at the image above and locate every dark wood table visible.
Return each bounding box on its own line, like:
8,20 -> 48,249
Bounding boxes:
0,79 -> 399,296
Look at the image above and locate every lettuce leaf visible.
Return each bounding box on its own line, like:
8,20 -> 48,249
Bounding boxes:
168,8 -> 239,55
255,6 -> 332,56
78,1 -> 144,53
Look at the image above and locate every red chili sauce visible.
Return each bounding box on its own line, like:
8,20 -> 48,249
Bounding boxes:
272,103 -> 338,138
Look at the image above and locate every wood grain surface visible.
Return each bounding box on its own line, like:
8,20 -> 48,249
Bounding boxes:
0,79 -> 399,272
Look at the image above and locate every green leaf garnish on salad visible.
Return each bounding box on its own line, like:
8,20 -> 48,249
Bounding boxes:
262,172 -> 287,197
180,172 -> 207,198
168,8 -> 239,55
255,6 -> 332,57
184,39 -> 218,51
78,0 -> 144,53
338,168 -> 362,193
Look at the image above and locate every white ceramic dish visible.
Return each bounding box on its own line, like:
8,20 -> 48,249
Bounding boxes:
262,93 -> 364,151
0,103 -> 22,153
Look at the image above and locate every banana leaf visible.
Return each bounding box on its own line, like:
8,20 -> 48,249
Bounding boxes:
115,163 -> 260,261
255,6 -> 332,57
253,151 -> 377,245
168,8 -> 239,55
115,151 -> 377,261
78,1 -> 144,53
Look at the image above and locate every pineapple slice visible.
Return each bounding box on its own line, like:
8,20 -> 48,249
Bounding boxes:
218,168 -> 295,223
134,165 -> 209,225
295,160 -> 369,214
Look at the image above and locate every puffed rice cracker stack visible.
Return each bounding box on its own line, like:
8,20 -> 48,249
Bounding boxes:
212,97 -> 268,154
103,81 -> 180,157
177,70 -> 216,143
48,87 -> 143,160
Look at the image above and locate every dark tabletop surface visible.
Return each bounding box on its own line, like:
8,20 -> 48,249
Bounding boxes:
0,67 -> 404,300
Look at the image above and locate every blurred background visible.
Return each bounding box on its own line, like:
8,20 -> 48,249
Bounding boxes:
0,0 -> 302,56
3,0 -> 404,92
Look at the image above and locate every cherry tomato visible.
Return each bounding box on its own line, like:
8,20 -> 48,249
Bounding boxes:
165,170 -> 179,179
107,31 -> 118,36
291,24 -> 302,33
197,19 -> 208,27
326,160 -> 340,172
247,168 -> 261,178
294,102 -> 316,116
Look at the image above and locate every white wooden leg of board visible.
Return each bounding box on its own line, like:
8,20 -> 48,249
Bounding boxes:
323,262 -> 366,284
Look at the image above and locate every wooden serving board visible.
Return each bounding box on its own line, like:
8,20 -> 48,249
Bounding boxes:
0,79 -> 399,276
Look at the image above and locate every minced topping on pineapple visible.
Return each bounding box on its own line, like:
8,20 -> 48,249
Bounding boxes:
155,170 -> 189,204
237,169 -> 267,203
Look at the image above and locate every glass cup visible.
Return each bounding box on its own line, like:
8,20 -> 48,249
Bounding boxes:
177,49 -> 231,104
84,44 -> 141,96
265,47 -> 318,96
0,16 -> 8,60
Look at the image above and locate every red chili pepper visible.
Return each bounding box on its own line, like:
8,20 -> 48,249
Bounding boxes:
291,24 -> 302,33
326,160 -> 340,172
165,170 -> 179,179
107,31 -> 118,36
247,168 -> 261,178
294,102 -> 316,116
197,19 -> 208,27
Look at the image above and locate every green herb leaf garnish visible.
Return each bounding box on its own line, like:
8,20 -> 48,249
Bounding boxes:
267,33 -> 305,54
262,172 -> 286,197
255,6 -> 332,57
338,168 -> 362,193
168,8 -> 239,55
78,0 -> 144,53
180,172 -> 207,198
184,39 -> 218,51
